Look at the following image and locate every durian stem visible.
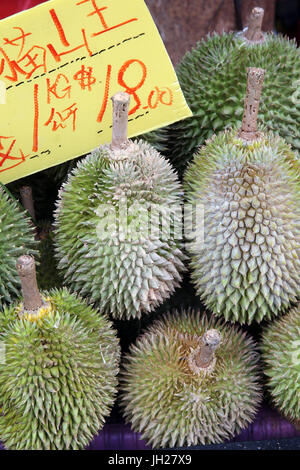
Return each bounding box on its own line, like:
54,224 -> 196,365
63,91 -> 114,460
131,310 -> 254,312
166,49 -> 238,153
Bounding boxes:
16,255 -> 43,312
188,329 -> 221,374
20,186 -> 36,222
244,7 -> 264,42
111,92 -> 130,150
195,329 -> 221,368
238,67 -> 265,141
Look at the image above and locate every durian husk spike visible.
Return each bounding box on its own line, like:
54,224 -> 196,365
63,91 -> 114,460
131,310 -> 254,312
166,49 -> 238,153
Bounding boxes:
16,255 -> 43,313
238,67 -> 265,142
187,329 -> 221,375
244,7 -> 264,42
111,92 -> 130,150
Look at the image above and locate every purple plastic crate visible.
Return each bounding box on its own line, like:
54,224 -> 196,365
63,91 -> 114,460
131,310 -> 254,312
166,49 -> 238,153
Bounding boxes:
1,404 -> 299,450
86,405 -> 300,450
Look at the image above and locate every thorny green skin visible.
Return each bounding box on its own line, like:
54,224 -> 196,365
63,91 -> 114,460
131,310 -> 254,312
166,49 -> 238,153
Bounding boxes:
261,306 -> 300,423
121,309 -> 262,448
45,156 -> 83,186
54,140 -> 186,320
147,32 -> 300,173
0,288 -> 120,450
0,184 -> 37,308
184,129 -> 300,324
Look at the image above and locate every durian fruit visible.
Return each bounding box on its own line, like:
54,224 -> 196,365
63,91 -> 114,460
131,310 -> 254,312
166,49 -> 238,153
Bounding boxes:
0,184 -> 37,308
184,67 -> 300,324
45,155 -> 84,187
0,255 -> 120,450
261,304 -> 300,428
120,309 -> 262,448
54,92 -> 185,320
151,7 -> 300,173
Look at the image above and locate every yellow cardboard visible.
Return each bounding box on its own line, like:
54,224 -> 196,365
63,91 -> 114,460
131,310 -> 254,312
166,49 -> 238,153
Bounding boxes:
0,0 -> 192,183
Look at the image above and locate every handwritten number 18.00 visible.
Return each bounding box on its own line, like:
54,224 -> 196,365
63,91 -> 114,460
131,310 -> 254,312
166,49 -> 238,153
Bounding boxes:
97,58 -> 173,122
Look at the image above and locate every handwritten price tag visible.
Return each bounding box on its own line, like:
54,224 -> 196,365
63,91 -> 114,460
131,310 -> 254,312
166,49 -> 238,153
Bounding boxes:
0,0 -> 191,183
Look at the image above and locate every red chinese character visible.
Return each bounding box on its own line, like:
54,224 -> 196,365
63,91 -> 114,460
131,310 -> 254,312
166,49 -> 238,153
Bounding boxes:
17,46 -> 47,79
0,27 -> 46,82
3,27 -> 32,58
76,0 -> 138,37
77,0 -> 109,29
0,136 -> 28,173
73,65 -> 96,91
44,103 -> 78,132
47,8 -> 92,62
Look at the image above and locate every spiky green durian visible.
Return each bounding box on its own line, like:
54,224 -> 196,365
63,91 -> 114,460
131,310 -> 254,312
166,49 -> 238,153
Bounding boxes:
0,184 -> 37,308
54,93 -> 185,320
121,309 -> 262,448
184,68 -> 300,324
0,257 -> 120,450
150,7 -> 300,173
261,305 -> 300,426
185,129 -> 300,324
45,155 -> 84,186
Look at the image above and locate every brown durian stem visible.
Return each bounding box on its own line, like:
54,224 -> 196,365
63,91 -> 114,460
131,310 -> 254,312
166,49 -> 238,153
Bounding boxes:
244,7 -> 264,42
111,92 -> 130,150
238,67 -> 265,141
195,329 -> 221,368
188,329 -> 221,374
16,255 -> 43,312
20,186 -> 36,222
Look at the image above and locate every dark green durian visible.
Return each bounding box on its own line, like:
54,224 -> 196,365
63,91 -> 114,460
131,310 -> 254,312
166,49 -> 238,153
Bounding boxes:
184,68 -> 300,324
121,309 -> 262,448
0,256 -> 120,450
261,305 -> 300,426
54,93 -> 185,320
150,8 -> 300,173
45,155 -> 84,186
0,184 -> 37,308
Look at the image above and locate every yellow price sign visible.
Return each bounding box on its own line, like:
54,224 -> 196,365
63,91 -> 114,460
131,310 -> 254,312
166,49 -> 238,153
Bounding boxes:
0,0 -> 191,183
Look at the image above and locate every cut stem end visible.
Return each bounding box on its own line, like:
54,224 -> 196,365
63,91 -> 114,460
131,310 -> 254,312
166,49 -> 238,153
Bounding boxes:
16,255 -> 43,313
244,7 -> 264,42
188,329 -> 221,375
238,67 -> 265,141
111,92 -> 130,150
